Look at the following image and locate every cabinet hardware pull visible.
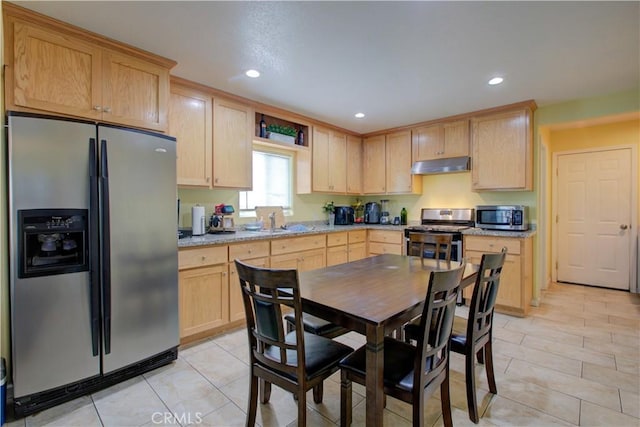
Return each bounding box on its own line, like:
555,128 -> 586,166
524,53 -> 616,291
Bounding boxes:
103,107 -> 111,113
93,106 -> 102,111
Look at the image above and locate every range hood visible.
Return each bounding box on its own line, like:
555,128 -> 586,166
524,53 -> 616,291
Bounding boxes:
411,156 -> 471,175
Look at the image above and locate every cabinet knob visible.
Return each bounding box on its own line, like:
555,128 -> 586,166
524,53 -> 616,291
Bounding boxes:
201,256 -> 207,260
103,107 -> 112,113
93,106 -> 102,111
206,177 -> 211,183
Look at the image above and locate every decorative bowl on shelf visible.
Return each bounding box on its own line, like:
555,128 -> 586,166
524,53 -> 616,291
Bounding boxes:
267,132 -> 296,144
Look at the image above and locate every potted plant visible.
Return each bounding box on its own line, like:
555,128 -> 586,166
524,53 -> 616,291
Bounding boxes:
323,201 -> 335,228
267,124 -> 298,144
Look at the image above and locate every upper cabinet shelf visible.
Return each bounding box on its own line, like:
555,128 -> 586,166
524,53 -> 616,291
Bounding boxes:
254,112 -> 309,148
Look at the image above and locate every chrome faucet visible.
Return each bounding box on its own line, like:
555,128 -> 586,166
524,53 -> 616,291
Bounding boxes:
269,212 -> 276,232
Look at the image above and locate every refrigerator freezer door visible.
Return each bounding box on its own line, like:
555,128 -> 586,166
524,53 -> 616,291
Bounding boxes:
98,126 -> 178,373
7,115 -> 100,397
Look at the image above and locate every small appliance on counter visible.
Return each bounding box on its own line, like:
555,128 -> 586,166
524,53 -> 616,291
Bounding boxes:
334,206 -> 354,225
380,199 -> 391,225
209,204 -> 236,234
475,205 -> 529,231
364,202 -> 381,224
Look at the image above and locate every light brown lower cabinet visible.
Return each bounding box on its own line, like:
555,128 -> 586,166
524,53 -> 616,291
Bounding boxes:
228,241 -> 270,322
368,229 -> 404,255
463,235 -> 533,317
178,263 -> 229,340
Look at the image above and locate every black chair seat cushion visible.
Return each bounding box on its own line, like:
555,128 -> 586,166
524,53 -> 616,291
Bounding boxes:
340,337 -> 434,392
404,318 -> 420,341
449,332 -> 466,353
263,331 -> 353,381
284,313 -> 347,336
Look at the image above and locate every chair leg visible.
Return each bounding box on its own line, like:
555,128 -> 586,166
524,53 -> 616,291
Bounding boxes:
413,385 -> 425,427
484,341 -> 497,394
247,374 -> 258,426
313,382 -> 323,404
465,350 -> 480,424
340,371 -> 352,427
297,386 -> 307,427
440,370 -> 453,427
259,379 -> 272,404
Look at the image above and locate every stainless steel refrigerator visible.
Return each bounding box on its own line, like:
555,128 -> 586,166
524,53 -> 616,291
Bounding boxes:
7,112 -> 179,416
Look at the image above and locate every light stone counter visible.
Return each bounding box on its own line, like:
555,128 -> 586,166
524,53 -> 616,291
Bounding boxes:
462,227 -> 537,239
178,223 -> 410,248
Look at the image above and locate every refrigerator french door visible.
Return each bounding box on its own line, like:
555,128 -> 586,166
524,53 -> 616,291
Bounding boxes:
7,112 -> 178,416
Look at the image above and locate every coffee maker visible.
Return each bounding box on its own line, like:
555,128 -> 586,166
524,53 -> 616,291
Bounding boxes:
380,199 -> 390,225
364,202 -> 381,224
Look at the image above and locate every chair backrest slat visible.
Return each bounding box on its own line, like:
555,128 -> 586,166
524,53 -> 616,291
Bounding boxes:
467,248 -> 507,344
413,263 -> 465,389
235,259 -> 306,379
408,232 -> 453,263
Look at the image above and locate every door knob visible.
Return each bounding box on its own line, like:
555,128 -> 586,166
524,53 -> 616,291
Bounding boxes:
620,224 -> 628,230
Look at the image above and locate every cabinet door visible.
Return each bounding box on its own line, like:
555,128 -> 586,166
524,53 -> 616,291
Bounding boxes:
213,98 -> 253,189
348,242 -> 367,262
330,131 -> 347,192
465,250 -> 522,310
228,257 -> 269,322
327,245 -> 348,266
312,126 -> 331,192
102,49 -> 169,132
10,21 -> 102,120
471,109 -> 532,190
412,124 -> 443,161
169,85 -> 212,187
363,135 -> 386,194
386,130 -> 421,194
346,135 -> 363,194
443,120 -> 469,157
298,248 -> 327,271
179,264 -> 229,339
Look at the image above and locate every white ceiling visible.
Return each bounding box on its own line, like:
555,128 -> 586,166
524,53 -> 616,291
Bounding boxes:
14,1 -> 640,134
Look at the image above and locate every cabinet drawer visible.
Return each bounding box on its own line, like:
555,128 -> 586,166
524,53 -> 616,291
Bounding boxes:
179,246 -> 228,270
348,230 -> 367,244
464,236 -> 521,255
369,242 -> 402,255
368,229 -> 403,245
271,235 -> 326,255
327,232 -> 348,247
229,241 -> 270,261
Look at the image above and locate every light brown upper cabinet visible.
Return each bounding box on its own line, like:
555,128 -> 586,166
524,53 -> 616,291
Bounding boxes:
346,135 -> 363,194
386,130 -> 421,194
412,120 -> 469,161
470,107 -> 533,191
363,135 -> 387,194
4,9 -> 174,132
213,98 -> 253,189
168,83 -> 212,187
312,126 -> 347,193
363,131 -> 421,195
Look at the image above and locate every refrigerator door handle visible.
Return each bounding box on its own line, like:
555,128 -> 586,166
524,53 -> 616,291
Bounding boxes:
89,138 -> 100,357
100,139 -> 112,355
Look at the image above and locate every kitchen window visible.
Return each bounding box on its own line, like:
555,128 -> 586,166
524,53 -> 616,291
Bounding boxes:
239,150 -> 292,212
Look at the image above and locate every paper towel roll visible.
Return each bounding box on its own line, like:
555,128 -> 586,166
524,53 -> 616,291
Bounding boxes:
192,205 -> 206,235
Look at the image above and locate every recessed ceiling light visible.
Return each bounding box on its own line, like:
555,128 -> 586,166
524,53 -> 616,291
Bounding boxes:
245,69 -> 260,78
488,77 -> 504,85
355,113 -> 365,119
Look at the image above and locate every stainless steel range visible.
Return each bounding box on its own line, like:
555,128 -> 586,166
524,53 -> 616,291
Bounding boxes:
403,208 -> 475,262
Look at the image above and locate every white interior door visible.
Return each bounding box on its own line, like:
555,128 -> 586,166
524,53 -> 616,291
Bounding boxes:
556,148 -> 632,289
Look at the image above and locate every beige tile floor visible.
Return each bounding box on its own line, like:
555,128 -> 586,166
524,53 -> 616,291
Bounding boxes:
5,282 -> 639,427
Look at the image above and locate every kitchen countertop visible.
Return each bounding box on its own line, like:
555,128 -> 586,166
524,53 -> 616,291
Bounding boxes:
178,223 -> 537,248
178,223 -> 409,248
462,227 -> 537,238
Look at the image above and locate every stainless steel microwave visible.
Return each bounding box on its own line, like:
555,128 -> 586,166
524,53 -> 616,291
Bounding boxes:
475,205 -> 529,231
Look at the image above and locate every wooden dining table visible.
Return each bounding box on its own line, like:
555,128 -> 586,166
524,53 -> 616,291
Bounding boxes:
298,253 -> 479,427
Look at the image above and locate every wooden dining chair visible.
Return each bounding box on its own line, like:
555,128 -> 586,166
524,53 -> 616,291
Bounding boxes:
234,259 -> 353,427
339,263 -> 465,427
408,232 -> 453,263
284,313 -> 349,339
450,248 -> 507,423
